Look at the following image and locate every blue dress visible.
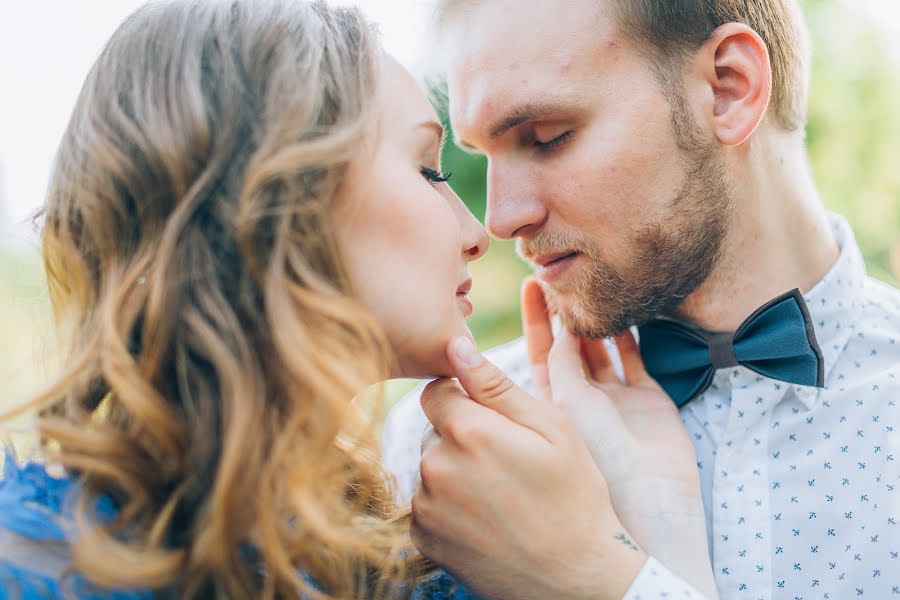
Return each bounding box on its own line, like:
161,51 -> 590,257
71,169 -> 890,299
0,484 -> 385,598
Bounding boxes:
0,454 -> 475,599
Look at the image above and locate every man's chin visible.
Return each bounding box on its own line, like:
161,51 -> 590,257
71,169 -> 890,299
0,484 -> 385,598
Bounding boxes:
549,293 -> 592,334
550,291 -> 624,340
543,283 -> 574,312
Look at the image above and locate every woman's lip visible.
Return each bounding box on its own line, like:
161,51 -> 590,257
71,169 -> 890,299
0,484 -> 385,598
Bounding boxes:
456,277 -> 473,296
535,252 -> 580,283
456,293 -> 473,316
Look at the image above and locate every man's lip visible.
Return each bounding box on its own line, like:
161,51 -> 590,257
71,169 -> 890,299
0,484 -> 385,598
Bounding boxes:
534,252 -> 580,283
529,251 -> 579,268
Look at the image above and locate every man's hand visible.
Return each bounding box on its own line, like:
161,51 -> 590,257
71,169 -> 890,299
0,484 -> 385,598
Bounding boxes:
522,279 -> 716,598
411,336 -> 648,600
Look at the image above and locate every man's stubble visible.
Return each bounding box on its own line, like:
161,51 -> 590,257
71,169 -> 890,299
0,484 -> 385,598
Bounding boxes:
520,87 -> 734,338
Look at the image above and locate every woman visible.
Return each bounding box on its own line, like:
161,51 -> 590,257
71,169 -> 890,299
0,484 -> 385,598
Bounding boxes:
0,1 -> 484,597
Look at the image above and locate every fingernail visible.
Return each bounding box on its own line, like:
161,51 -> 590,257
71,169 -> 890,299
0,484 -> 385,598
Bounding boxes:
452,336 -> 482,367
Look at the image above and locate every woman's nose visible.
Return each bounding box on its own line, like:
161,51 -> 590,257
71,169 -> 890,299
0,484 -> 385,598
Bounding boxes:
463,218 -> 489,261
450,191 -> 490,261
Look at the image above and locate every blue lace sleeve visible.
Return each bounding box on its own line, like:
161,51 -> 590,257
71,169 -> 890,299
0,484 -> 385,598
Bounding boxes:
0,561 -> 56,600
0,453 -> 477,599
0,453 -> 152,600
0,561 -> 154,600
412,569 -> 479,600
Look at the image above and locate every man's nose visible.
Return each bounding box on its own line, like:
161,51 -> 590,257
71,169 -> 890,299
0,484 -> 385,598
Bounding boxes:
485,162 -> 547,240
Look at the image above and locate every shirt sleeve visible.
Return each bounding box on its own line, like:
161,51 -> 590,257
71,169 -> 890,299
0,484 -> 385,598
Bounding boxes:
382,381 -> 431,503
622,556 -> 710,600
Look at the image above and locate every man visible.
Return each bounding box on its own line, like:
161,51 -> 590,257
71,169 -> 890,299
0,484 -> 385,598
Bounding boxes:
384,0 -> 900,598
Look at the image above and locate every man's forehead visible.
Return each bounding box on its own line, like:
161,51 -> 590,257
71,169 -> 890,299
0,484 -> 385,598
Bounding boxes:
451,0 -> 617,52
443,1 -> 608,71
443,1 -> 619,141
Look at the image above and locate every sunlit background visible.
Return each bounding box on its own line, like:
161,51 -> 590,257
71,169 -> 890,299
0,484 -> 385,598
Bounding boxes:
1,0 -> 899,420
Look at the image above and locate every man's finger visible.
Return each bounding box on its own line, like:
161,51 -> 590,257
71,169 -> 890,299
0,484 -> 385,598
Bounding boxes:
447,336 -> 558,436
522,278 -> 553,402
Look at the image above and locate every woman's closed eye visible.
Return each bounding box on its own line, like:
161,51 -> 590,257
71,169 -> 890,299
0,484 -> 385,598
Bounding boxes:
421,166 -> 453,184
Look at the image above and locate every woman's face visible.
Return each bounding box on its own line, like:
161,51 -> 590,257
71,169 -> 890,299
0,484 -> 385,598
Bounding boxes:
337,57 -> 489,378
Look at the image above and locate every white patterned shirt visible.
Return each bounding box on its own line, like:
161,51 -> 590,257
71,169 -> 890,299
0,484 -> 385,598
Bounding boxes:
383,215 -> 900,599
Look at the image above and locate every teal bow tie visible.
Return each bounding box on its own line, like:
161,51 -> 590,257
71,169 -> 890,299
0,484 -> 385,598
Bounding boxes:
637,289 -> 825,407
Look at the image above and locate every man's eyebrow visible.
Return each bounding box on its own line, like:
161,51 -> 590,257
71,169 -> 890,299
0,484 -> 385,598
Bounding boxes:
456,100 -> 577,150
489,102 -> 570,138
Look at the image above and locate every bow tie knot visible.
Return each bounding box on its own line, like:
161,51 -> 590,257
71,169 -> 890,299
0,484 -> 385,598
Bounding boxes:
638,289 -> 825,407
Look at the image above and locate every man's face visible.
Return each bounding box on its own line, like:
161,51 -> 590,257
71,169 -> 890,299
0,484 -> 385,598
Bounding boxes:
445,0 -> 733,337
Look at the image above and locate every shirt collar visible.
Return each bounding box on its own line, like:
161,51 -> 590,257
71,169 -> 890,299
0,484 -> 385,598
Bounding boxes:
768,213 -> 867,409
696,214 -> 867,411
801,214 -> 867,383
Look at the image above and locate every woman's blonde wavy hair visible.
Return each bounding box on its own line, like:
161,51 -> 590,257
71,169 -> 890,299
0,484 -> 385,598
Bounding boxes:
15,0 -> 423,597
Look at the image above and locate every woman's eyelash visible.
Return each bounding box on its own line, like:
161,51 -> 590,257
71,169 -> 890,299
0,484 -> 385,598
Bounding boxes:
534,131 -> 573,152
421,166 -> 453,183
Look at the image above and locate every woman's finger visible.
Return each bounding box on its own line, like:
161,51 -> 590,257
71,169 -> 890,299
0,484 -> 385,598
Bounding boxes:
614,329 -> 659,389
578,336 -> 619,385
549,327 -> 620,423
521,278 -> 554,402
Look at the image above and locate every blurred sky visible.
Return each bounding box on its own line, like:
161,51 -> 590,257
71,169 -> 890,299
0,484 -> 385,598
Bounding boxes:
1,0 -> 898,249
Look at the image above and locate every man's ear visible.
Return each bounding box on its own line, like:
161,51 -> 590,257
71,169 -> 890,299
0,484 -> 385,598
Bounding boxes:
693,23 -> 772,146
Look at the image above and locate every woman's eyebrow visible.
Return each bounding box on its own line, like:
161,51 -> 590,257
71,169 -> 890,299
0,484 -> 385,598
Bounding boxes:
416,121 -> 447,148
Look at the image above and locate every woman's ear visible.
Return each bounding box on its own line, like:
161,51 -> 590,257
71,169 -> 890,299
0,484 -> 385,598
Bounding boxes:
693,23 -> 773,146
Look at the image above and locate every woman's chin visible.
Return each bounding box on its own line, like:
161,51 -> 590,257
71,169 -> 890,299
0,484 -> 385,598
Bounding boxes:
390,329 -> 472,380
390,356 -> 455,380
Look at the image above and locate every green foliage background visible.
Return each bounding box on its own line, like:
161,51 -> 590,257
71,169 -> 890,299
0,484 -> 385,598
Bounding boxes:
0,0 -> 898,415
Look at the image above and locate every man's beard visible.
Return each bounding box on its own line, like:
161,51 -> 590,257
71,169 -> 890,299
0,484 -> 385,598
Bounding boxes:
518,108 -> 732,338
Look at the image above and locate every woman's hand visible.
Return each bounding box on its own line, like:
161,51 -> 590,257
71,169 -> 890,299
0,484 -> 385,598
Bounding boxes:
522,279 -> 717,598
412,337 -> 649,600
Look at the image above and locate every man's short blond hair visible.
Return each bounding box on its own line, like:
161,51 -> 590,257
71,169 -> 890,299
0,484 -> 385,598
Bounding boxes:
436,0 -> 811,131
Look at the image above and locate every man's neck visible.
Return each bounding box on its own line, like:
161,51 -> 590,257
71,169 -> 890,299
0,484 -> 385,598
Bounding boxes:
675,129 -> 840,333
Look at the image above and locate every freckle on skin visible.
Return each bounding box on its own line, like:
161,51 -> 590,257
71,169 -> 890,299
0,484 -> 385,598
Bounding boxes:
605,39 -> 621,65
